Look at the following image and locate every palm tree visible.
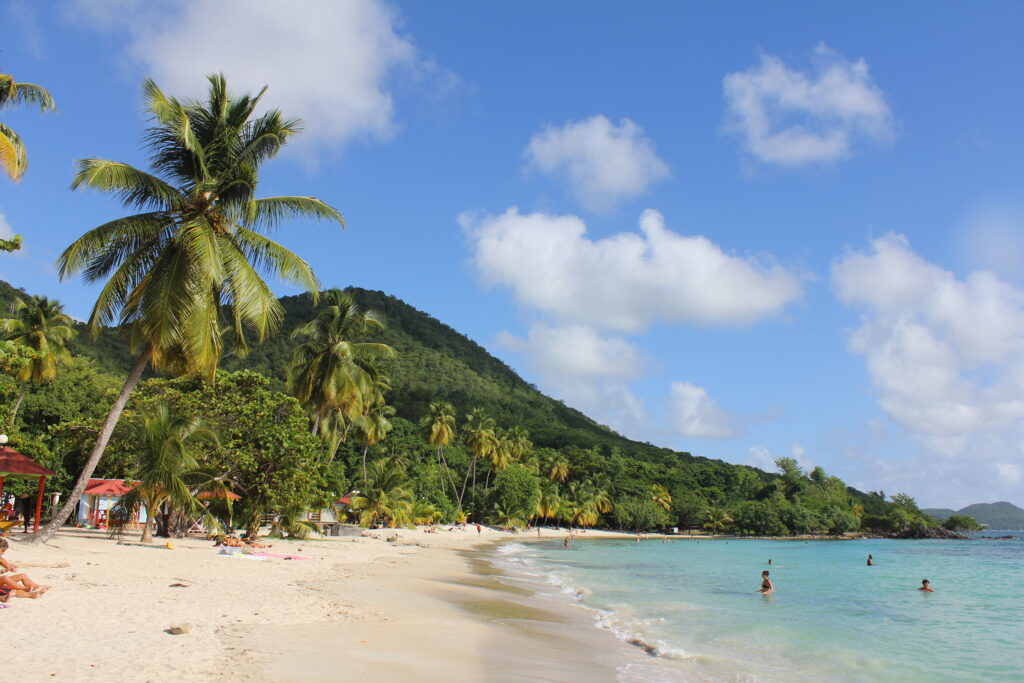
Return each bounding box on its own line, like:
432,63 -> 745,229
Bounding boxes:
356,398 -> 395,481
651,484 -> 672,512
506,426 -> 533,462
109,402 -> 221,543
486,429 -> 513,487
34,74 -> 342,543
0,295 -> 76,426
420,401 -> 461,506
536,481 -> 561,527
461,408 -> 498,509
704,508 -> 733,534
545,452 -> 571,483
288,289 -> 395,438
1,69 -> 55,182
352,459 -> 414,528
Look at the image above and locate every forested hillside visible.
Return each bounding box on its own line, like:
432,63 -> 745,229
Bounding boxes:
2,278 -> 918,533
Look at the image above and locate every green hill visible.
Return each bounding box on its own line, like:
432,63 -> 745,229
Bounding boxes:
956,502 -> 1024,530
1,278 -> 898,515
922,508 -> 956,521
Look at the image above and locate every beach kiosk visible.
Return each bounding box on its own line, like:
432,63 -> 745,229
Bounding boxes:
0,436 -> 55,533
78,479 -> 145,528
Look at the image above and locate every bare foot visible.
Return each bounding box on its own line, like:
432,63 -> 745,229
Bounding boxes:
33,585 -> 51,595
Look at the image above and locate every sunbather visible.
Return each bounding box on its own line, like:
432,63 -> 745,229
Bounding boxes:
0,538 -> 49,600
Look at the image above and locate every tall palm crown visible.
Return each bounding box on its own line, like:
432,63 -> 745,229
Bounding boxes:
0,70 -> 55,181
1,295 -> 76,383
60,74 -> 342,378
421,401 -> 456,448
288,289 -> 395,432
34,75 -> 340,544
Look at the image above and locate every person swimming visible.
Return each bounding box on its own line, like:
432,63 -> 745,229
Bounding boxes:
918,579 -> 935,592
867,554 -> 874,566
760,570 -> 774,594
767,558 -> 773,565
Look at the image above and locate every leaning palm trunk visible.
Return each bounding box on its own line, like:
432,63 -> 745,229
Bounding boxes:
29,347 -> 152,543
437,448 -> 462,508
7,384 -> 26,429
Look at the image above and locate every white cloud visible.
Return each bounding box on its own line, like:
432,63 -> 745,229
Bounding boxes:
748,442 -> 815,472
668,381 -> 742,438
67,0 -> 451,156
498,324 -> 648,438
525,115 -> 669,212
723,43 -> 893,166
0,210 -> 13,240
464,207 -> 803,333
832,234 -> 1024,478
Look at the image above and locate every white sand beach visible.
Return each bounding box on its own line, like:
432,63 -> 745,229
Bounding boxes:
4,527 -> 635,682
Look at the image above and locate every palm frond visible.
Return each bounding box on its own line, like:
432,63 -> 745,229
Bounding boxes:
0,122 -> 26,180
71,159 -> 183,211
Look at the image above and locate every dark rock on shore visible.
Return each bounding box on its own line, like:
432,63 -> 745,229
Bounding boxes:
895,527 -> 968,539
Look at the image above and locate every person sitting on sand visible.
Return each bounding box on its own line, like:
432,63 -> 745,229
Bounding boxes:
918,579 -> 935,592
0,538 -> 50,600
760,570 -> 774,595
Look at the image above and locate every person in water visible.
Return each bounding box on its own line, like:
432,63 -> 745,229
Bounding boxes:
867,554 -> 874,566
767,558 -> 773,565
760,570 -> 774,594
919,579 -> 935,592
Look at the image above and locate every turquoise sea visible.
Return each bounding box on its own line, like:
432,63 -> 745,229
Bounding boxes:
492,533 -> 1024,682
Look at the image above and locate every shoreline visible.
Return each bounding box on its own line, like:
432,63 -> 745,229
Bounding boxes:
3,526 -> 633,682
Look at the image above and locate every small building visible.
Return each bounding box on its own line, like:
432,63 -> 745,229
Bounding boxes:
77,479 -> 147,528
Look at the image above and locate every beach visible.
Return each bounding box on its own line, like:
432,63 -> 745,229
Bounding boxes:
3,527 -> 632,682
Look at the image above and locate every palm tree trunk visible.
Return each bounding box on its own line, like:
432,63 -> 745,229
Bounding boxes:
7,384 -> 26,429
140,516 -> 154,544
438,448 -> 462,508
362,444 -> 369,482
29,346 -> 153,544
459,456 -> 472,506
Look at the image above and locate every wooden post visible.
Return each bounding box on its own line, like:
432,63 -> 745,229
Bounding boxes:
34,475 -> 45,533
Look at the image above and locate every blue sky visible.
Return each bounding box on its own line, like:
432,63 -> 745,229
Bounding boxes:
2,0 -> 1024,508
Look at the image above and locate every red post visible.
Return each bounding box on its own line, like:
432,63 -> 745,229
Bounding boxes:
0,475 -> 5,501
34,475 -> 45,533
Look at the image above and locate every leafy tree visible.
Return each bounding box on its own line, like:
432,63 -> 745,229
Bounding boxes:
489,464 -> 540,529
544,451 -> 571,483
109,402 -> 221,543
942,514 -> 981,531
36,74 -> 342,542
733,500 -> 788,536
0,69 -> 55,182
670,489 -> 707,530
704,507 -> 733,533
535,480 -> 562,526
613,496 -> 670,532
0,295 -> 76,427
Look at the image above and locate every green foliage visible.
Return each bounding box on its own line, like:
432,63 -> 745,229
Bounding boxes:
352,458 -> 413,528
942,514 -> 981,531
489,464 -> 540,529
612,496 -> 670,532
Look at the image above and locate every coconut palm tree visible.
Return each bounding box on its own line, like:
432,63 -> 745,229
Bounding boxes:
544,452 -> 571,483
704,508 -> 733,534
352,459 -> 414,528
288,289 -> 395,438
461,408 -> 497,509
420,401 -> 461,506
651,484 -> 672,512
33,75 -> 342,543
1,69 -> 55,182
505,426 -> 533,463
536,481 -> 561,527
109,402 -> 221,543
356,398 -> 395,481
0,295 -> 76,427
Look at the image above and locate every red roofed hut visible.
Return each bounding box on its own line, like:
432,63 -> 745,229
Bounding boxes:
0,444 -> 55,533
79,479 -> 143,529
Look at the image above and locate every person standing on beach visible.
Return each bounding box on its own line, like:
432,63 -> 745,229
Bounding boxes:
760,570 -> 774,594
918,579 -> 935,592
476,523 -> 481,534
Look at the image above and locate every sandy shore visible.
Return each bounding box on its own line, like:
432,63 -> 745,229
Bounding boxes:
3,526 -> 636,682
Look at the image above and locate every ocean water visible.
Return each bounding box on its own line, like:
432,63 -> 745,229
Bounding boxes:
491,534 -> 1024,682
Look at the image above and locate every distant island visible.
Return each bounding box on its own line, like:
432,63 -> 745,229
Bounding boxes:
923,502 -> 1024,530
